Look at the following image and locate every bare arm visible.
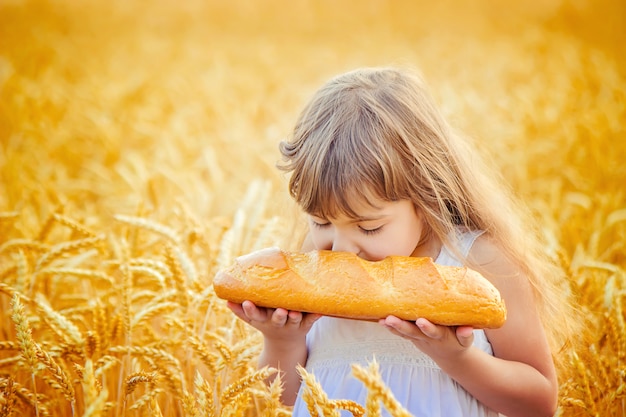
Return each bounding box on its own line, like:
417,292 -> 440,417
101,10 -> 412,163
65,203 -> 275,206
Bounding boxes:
226,233 -> 321,405
382,235 -> 558,417
227,301 -> 320,405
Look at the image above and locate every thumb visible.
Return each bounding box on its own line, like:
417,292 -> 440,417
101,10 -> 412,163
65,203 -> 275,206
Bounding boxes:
456,326 -> 474,348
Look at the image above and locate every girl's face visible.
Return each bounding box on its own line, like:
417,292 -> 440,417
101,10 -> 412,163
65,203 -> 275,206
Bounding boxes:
308,197 -> 435,261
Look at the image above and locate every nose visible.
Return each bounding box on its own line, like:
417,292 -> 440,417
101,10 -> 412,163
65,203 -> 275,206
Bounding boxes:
331,232 -> 359,254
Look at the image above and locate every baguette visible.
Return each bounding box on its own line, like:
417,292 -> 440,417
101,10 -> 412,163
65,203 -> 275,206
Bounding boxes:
213,247 -> 507,329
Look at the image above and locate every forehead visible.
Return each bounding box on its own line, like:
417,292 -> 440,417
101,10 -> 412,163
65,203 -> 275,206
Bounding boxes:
308,188 -> 386,219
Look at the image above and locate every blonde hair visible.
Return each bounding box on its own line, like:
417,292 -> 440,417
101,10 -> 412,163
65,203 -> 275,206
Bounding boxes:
278,67 -> 579,359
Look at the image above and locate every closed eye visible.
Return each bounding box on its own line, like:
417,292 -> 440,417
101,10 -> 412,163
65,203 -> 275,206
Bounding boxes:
311,220 -> 330,228
359,225 -> 382,235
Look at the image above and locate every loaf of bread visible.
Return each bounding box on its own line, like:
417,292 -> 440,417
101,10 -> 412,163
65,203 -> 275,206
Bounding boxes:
213,247 -> 507,328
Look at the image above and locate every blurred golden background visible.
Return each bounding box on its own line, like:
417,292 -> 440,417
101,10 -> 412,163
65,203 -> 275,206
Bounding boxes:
0,0 -> 624,416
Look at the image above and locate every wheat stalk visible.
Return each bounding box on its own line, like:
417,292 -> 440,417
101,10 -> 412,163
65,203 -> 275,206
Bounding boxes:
0,377 -> 51,417
331,399 -> 366,417
108,346 -> 182,371
261,370 -> 285,417
220,367 -> 275,411
125,371 -> 159,396
164,244 -> 190,311
84,330 -> 100,359
128,388 -> 164,411
187,336 -> 219,376
351,360 -> 413,417
297,365 -> 340,417
34,235 -> 104,271
37,268 -> 114,287
78,358 -> 104,416
149,396 -> 165,417
82,388 -> 109,417
34,294 -> 84,347
0,239 -> 49,256
169,242 -> 198,285
131,301 -> 178,328
0,341 -> 18,351
33,344 -> 75,404
0,377 -> 18,417
13,248 -> 30,294
37,208 -> 63,243
127,265 -> 167,288
194,371 -> 215,417
114,215 -> 182,244
51,213 -> 97,238
0,211 -> 20,221
10,294 -> 38,371
182,391 -> 200,417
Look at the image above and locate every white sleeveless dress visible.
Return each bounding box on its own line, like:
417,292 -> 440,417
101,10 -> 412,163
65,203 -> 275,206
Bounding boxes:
291,230 -> 502,417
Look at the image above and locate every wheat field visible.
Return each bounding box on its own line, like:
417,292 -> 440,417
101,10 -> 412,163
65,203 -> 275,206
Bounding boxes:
0,0 -> 624,416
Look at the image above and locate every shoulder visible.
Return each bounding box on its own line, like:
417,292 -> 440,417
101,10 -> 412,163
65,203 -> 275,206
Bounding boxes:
466,234 -> 538,340
468,234 -> 554,372
466,233 -> 522,283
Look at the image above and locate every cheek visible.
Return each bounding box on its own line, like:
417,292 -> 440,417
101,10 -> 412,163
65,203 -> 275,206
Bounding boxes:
309,227 -> 333,250
380,221 -> 423,257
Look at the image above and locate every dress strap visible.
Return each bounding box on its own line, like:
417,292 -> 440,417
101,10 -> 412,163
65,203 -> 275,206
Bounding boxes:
435,229 -> 484,267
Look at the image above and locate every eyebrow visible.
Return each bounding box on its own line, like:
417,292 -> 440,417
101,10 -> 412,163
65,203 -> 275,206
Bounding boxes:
308,211 -> 390,223
349,214 -> 390,223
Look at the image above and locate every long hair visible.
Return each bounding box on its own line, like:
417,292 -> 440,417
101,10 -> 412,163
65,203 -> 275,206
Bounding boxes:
278,67 -> 579,359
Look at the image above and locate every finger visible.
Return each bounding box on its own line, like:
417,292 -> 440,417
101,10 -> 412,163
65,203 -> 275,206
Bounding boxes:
455,326 -> 475,347
382,324 -> 411,340
241,300 -> 268,322
226,301 -> 250,322
382,315 -> 426,339
226,301 -> 244,315
270,308 -> 289,327
287,310 -> 303,325
302,313 -> 322,329
415,318 -> 444,340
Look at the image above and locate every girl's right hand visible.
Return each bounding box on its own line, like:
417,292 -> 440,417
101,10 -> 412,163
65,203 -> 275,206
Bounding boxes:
227,300 -> 321,343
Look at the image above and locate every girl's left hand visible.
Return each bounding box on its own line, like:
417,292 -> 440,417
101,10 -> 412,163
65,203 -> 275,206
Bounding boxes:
380,315 -> 474,362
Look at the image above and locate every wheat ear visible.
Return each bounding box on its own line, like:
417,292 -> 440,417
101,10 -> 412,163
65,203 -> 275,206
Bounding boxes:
351,360 -> 413,417
182,390 -> 200,417
297,365 -> 340,417
52,213 -> 97,238
187,336 -> 219,376
128,388 -> 164,411
34,293 -> 84,347
34,343 -> 76,404
78,358 -> 108,417
261,369 -> 285,417
114,214 -> 182,244
164,244 -> 190,313
125,371 -> 159,396
194,371 -> 215,417
330,399 -> 366,417
10,292 -> 44,417
220,367 -> 275,410
10,294 -> 38,370
0,239 -> 49,257
0,377 -> 18,417
34,235 -> 104,271
0,376 -> 50,417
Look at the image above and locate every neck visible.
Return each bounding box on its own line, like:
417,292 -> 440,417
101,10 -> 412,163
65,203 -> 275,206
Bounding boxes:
411,234 -> 442,260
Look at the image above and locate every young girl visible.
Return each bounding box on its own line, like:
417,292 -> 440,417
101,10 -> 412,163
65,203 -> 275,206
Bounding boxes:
227,67 -> 576,416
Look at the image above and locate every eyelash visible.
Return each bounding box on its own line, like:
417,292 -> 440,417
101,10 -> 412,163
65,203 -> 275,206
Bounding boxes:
359,226 -> 382,235
311,221 -> 329,229
311,221 -> 382,236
